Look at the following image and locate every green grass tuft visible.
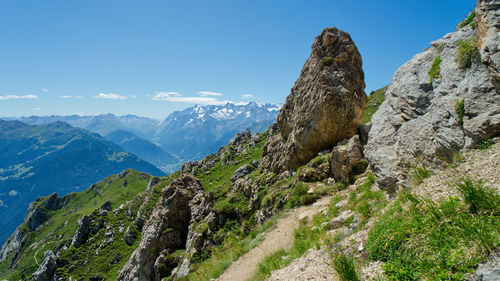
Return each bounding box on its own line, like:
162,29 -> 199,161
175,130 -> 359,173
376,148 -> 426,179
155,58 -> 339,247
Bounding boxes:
455,98 -> 465,127
331,250 -> 359,281
456,178 -> 500,217
475,138 -> 495,150
457,37 -> 480,69
428,56 -> 442,82
458,10 -> 476,29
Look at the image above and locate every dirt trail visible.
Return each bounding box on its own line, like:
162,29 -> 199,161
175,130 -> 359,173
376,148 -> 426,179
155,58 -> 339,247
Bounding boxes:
216,196 -> 332,281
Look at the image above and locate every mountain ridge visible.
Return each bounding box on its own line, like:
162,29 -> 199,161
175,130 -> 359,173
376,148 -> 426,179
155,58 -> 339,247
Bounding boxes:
0,120 -> 165,245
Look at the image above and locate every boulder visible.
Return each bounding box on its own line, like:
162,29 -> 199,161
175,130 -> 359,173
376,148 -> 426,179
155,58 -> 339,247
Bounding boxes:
365,16 -> 500,189
231,164 -> 254,182
321,210 -> 354,230
262,27 -> 366,172
71,215 -> 91,248
330,135 -> 365,183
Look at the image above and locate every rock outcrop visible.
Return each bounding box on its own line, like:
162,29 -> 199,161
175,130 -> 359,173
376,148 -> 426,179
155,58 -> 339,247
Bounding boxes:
365,6 -> 500,189
71,215 -> 91,248
26,193 -> 68,231
118,174 -> 213,281
0,193 -> 70,265
262,27 -> 366,172
330,135 -> 365,183
476,0 -> 500,92
31,251 -> 57,281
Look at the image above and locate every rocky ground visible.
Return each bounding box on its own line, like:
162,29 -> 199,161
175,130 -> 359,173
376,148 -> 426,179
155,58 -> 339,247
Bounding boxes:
414,139 -> 500,201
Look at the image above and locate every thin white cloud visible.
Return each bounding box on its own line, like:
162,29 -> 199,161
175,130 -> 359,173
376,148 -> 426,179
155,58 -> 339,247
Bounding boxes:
241,94 -> 253,98
96,93 -> 127,100
153,91 -> 230,105
198,91 -> 223,97
8,190 -> 18,196
0,94 -> 38,100
61,95 -> 84,99
42,88 -> 51,93
130,95 -> 137,99
34,107 -> 41,111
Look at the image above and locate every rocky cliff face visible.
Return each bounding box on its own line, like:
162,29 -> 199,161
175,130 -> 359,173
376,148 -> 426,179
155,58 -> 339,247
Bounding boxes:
262,27 -> 366,172
118,174 -> 214,281
365,3 -> 500,189
476,0 -> 500,92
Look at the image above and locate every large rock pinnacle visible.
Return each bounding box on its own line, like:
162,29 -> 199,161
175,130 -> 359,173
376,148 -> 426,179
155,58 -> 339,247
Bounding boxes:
262,27 -> 366,172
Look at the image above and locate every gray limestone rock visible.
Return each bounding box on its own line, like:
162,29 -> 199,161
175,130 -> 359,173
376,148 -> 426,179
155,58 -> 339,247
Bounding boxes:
31,250 -> 57,281
71,215 -> 91,248
231,164 -> 254,182
365,18 -> 500,189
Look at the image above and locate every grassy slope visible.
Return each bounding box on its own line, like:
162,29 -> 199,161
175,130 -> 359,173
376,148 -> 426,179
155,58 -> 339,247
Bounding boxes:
363,86 -> 387,124
0,170 -> 164,280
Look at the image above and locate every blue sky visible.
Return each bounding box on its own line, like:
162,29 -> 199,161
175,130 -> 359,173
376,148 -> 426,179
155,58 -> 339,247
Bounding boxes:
0,0 -> 476,119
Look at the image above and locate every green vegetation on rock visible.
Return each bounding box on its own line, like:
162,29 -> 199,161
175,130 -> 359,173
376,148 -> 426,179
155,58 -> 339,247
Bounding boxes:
321,56 -> 334,66
363,86 -> 387,124
457,37 -> 480,69
458,9 -> 476,29
455,98 -> 465,126
428,55 -> 442,82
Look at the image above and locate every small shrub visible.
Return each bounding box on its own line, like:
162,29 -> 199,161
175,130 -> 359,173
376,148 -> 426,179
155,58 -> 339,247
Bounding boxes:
475,138 -> 495,150
287,182 -> 319,208
428,55 -> 442,82
321,56 -> 334,66
457,37 -> 480,69
356,200 -> 373,218
456,178 -> 500,216
311,155 -> 328,167
458,9 -> 476,29
331,250 -> 359,281
455,98 -> 465,126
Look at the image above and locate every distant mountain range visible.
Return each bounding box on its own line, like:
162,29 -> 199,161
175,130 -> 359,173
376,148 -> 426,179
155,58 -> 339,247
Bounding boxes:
6,102 -> 280,169
105,130 -> 178,171
0,120 -> 165,244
